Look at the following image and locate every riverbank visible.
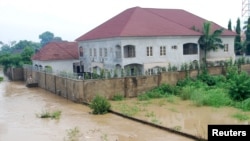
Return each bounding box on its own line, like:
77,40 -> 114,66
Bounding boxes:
110,97 -> 250,140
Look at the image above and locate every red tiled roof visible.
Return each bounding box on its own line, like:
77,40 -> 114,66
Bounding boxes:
75,7 -> 236,41
31,41 -> 79,61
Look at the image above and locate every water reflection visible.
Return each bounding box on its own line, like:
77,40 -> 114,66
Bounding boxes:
0,72 -> 192,141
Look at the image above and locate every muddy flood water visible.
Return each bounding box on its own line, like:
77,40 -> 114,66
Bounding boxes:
0,73 -> 193,141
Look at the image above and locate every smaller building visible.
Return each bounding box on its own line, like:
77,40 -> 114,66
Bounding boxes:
31,41 -> 81,74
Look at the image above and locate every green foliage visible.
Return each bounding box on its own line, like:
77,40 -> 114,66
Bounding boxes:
100,69 -> 105,79
64,127 -> 82,141
0,40 -> 38,72
89,95 -> 111,114
232,113 -> 250,121
193,89 -> 232,107
228,71 -> 250,101
0,76 -> 3,82
234,98 -> 250,111
198,21 -> 224,66
228,19 -> 232,31
138,83 -> 179,101
39,31 -> 55,47
36,110 -> 62,119
115,103 -> 140,117
197,72 -> 217,86
92,69 -> 99,79
111,94 -> 124,101
21,46 -> 34,64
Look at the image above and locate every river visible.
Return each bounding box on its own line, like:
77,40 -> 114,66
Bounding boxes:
0,70 -> 193,141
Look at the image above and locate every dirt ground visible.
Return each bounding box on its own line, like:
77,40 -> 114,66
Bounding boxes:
110,97 -> 250,140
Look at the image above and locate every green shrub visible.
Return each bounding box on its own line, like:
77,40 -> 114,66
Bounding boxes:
190,88 -> 232,107
36,110 -> 62,119
179,86 -> 196,100
89,95 -> 111,114
234,98 -> 250,111
228,71 -> 250,101
0,76 -> 3,82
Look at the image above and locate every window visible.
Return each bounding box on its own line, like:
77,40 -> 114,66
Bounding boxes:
104,48 -> 107,57
94,48 -> 96,57
147,46 -> 153,56
79,46 -> 83,57
124,45 -> 136,58
183,43 -> 198,55
160,46 -> 166,56
90,48 -> 92,56
172,45 -> 177,49
224,44 -> 229,52
99,48 -> 102,57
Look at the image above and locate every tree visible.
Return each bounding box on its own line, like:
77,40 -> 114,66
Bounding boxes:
198,21 -> 224,66
39,31 -> 54,47
235,40 -> 249,56
21,47 -> 35,64
234,18 -> 241,55
228,19 -> 232,31
39,31 -> 63,47
244,17 -> 250,55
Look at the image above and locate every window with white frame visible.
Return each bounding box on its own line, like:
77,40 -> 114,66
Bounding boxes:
104,48 -> 107,57
94,48 -> 96,57
224,44 -> 229,52
147,46 -> 153,56
99,48 -> 102,57
160,46 -> 166,56
89,48 -> 92,56
172,45 -> 177,49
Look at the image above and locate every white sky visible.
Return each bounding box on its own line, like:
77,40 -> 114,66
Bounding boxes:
0,0 -> 244,44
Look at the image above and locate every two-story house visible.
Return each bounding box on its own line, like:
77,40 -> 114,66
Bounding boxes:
75,7 -> 236,75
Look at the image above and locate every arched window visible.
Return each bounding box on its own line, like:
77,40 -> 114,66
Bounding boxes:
124,45 -> 136,58
183,43 -> 198,55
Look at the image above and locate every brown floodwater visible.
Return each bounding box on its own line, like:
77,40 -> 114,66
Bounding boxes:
0,71 -> 193,141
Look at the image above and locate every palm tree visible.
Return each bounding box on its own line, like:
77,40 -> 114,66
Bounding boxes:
198,21 -> 224,67
235,39 -> 250,56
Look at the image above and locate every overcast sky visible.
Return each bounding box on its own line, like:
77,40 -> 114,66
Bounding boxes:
0,0 -> 244,44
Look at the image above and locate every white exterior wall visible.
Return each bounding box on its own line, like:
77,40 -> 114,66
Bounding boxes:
120,36 -> 200,69
78,35 -> 235,73
206,36 -> 236,62
32,59 -> 79,73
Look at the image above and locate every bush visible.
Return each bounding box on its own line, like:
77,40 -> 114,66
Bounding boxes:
36,110 -> 62,119
234,98 -> 250,111
190,88 -> 232,107
89,95 -> 111,114
228,71 -> 250,101
0,76 -> 3,82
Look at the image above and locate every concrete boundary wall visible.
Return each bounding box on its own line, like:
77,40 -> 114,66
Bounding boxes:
22,65 -> 250,103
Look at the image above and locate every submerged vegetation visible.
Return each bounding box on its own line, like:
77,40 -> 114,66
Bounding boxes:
89,95 -> 111,115
36,110 -> 62,119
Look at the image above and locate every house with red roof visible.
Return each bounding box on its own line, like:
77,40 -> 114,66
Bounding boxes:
31,41 -> 81,74
76,7 -> 236,75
